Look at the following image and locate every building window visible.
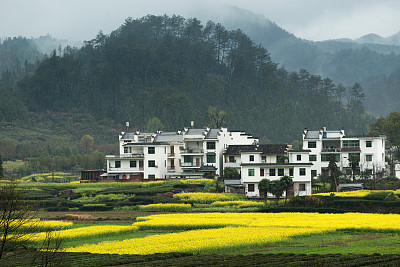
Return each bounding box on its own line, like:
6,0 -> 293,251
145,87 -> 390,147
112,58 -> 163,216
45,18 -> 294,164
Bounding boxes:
343,140 -> 360,148
148,175 -> 155,179
115,161 -> 121,168
278,168 -> 284,176
300,168 -> 306,176
289,168 -> 293,176
321,154 -> 340,162
311,170 -> 317,177
207,154 -> 216,163
308,141 -> 316,148
365,169 -> 373,175
148,160 -> 156,167
229,156 -> 235,162
148,147 -> 155,154
248,184 -> 255,192
207,142 -> 216,149
299,183 -> 306,191
366,155 -> 372,162
366,141 -> 372,147
260,168 -> 264,176
124,147 -> 132,153
297,155 -> 301,161
249,155 -> 254,162
184,155 -> 192,163
269,169 -> 275,176
261,155 -> 266,162
309,154 -> 317,161
248,169 -> 255,176
130,161 -> 136,168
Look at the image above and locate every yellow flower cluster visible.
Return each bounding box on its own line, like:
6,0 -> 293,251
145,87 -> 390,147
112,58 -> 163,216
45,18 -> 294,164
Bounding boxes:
314,190 -> 400,198
30,225 -> 137,242
210,200 -> 265,208
173,192 -> 239,203
138,203 -> 192,212
65,226 -> 315,255
65,212 -> 400,255
10,219 -> 73,230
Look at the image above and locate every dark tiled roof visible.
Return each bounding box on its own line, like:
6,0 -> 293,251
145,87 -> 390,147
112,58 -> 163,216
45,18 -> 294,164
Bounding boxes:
224,144 -> 287,155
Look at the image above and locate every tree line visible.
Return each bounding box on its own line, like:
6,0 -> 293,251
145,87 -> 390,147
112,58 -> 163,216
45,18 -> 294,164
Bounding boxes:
13,15 -> 373,143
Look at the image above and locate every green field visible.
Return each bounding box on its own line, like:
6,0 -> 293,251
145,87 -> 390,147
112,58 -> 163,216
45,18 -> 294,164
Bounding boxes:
2,180 -> 400,266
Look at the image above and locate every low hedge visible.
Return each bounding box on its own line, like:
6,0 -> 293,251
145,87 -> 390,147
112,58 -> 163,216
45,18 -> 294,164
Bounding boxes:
129,196 -> 183,206
79,204 -> 114,211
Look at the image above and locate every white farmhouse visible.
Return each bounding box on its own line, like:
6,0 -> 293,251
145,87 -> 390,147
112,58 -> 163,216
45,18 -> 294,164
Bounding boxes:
103,127 -> 257,181
302,127 -> 386,177
224,144 -> 313,197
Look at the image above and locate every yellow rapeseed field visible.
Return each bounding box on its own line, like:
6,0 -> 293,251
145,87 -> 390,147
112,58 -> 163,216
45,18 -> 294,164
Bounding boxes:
314,189 -> 400,197
65,212 -> 400,255
30,225 -> 137,242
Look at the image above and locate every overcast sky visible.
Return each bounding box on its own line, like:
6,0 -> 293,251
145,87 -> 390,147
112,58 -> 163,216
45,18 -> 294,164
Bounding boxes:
1,0 -> 400,43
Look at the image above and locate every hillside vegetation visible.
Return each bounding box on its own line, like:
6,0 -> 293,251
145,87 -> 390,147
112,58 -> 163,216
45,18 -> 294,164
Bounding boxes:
0,15 -> 374,145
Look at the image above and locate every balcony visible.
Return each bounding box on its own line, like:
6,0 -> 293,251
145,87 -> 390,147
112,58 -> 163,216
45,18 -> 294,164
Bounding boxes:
321,148 -> 341,153
180,162 -> 201,168
180,148 -> 204,155
168,153 -> 175,157
108,167 -> 144,172
224,162 -> 240,168
341,147 -> 361,152
106,153 -> 144,159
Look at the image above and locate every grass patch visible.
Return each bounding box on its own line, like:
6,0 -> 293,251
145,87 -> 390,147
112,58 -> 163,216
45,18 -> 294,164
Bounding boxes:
228,229 -> 400,255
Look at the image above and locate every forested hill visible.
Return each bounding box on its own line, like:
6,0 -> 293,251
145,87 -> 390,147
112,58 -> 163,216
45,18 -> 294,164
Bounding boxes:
9,15 -> 372,143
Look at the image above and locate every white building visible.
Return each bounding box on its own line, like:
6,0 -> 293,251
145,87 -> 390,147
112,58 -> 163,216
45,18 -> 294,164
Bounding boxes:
302,127 -> 386,177
103,127 -> 257,181
224,144 -> 313,197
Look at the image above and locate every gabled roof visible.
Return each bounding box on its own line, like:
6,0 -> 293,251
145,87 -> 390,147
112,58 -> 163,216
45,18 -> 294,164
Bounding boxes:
205,129 -> 220,139
304,131 -> 320,139
185,128 -> 206,135
154,132 -> 183,142
224,144 -> 287,155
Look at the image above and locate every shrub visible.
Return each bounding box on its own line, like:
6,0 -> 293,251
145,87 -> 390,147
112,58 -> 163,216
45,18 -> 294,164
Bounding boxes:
79,204 -> 113,211
365,191 -> 391,201
173,192 -> 244,204
210,201 -> 265,208
384,192 -> 400,201
288,196 -> 323,207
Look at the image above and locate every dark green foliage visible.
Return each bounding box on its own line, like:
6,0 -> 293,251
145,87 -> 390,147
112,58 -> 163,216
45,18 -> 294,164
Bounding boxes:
290,195 -> 400,214
223,167 -> 240,180
129,196 -> 183,206
364,191 -> 393,201
12,15 -> 372,143
98,186 -> 177,196
78,204 -> 113,211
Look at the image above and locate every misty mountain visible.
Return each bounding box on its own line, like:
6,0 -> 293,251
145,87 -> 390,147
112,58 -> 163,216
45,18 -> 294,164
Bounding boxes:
0,35 -> 81,74
2,15 -> 372,144
354,32 -> 400,46
213,6 -> 400,116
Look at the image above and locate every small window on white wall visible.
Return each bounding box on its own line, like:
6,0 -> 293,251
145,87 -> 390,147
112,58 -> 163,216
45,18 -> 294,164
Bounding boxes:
248,184 -> 255,192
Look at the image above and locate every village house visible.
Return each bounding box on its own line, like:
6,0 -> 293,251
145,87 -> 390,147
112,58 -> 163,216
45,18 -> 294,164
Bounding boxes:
102,125 -> 257,181
224,144 -> 313,197
302,127 -> 386,177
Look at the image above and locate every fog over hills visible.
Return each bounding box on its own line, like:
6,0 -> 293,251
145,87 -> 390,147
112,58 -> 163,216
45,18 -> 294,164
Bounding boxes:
209,6 -> 400,116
